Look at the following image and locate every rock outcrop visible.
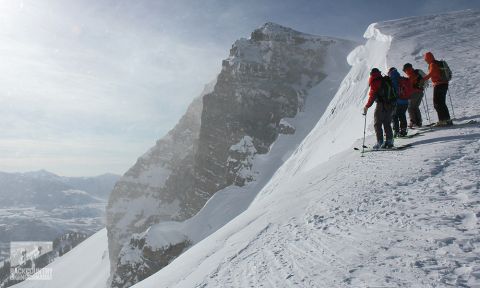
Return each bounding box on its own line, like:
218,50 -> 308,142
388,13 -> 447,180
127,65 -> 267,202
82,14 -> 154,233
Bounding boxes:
194,23 -> 331,197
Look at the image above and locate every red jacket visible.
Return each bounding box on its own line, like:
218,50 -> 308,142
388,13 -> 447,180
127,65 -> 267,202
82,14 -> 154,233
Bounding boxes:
398,77 -> 414,100
365,71 -> 382,108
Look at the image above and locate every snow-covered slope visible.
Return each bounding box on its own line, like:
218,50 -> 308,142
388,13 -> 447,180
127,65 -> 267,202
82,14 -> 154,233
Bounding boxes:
133,10 -> 480,287
12,228 -> 109,288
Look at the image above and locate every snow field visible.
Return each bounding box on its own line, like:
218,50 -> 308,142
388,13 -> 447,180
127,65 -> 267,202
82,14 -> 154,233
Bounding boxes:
12,229 -> 110,288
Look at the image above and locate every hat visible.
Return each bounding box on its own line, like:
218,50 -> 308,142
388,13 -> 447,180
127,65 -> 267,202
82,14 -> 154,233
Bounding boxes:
403,63 -> 413,71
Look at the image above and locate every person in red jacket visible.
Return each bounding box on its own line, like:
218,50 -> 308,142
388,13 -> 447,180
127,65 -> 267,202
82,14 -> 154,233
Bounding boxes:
423,52 -> 452,126
403,63 -> 426,128
363,68 -> 394,149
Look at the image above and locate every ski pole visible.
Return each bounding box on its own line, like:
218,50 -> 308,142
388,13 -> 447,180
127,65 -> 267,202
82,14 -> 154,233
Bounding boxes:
424,86 -> 433,127
421,95 -> 431,126
447,87 -> 456,120
361,110 -> 367,156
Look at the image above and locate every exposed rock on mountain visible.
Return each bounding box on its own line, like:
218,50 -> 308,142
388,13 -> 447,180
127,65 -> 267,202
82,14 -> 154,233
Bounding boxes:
106,89 -> 208,278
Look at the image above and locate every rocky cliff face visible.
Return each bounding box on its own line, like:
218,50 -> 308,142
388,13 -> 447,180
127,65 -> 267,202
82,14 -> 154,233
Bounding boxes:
194,23 -> 334,199
107,22 -> 355,288
106,89 -> 208,278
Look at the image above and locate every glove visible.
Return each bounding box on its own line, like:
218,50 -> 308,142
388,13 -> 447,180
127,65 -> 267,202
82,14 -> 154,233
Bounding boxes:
362,107 -> 368,115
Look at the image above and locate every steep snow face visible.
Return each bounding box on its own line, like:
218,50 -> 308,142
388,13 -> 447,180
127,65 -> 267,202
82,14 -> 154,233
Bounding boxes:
132,10 -> 480,288
109,22 -> 355,288
12,229 -> 109,288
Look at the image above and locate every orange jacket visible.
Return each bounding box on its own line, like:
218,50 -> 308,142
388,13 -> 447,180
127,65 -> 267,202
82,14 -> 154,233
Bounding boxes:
423,52 -> 448,86
424,62 -> 448,86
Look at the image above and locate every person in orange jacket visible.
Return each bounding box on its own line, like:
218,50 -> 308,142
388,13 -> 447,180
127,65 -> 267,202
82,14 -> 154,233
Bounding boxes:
363,68 -> 394,149
423,52 -> 452,126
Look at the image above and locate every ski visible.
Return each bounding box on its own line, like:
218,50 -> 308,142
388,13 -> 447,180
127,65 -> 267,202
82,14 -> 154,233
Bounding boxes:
363,143 -> 413,152
353,146 -> 368,151
395,132 -> 423,139
354,143 -> 412,152
455,119 -> 478,125
418,119 -> 477,130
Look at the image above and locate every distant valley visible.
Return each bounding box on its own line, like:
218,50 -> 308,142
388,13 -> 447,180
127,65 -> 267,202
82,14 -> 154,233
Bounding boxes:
0,170 -> 119,264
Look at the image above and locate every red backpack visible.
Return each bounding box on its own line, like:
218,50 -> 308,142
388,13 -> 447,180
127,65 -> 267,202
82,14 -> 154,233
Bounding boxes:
398,77 -> 413,100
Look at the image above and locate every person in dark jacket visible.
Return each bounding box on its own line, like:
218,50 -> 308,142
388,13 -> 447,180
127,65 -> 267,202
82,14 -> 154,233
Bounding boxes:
423,52 -> 452,126
363,68 -> 394,149
403,63 -> 426,128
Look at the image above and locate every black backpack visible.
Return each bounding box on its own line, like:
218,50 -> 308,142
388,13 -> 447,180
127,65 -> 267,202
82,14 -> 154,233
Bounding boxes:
376,76 -> 397,103
414,69 -> 426,90
435,60 -> 452,82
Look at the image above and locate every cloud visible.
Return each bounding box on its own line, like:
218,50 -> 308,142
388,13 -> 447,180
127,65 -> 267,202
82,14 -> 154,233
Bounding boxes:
0,0 -> 224,176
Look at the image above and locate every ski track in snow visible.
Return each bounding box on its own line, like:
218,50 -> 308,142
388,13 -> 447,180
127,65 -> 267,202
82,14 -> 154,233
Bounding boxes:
198,122 -> 480,287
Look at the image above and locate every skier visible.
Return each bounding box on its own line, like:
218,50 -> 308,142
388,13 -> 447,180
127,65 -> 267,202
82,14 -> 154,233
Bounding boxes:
363,68 -> 395,149
403,63 -> 426,128
389,67 -> 413,137
422,52 -> 452,126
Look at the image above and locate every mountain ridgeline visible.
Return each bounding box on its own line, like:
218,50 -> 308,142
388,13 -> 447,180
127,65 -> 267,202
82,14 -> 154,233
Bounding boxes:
106,22 -> 355,287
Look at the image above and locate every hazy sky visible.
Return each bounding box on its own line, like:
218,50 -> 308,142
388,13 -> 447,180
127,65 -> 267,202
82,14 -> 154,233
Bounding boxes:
1,0 -> 479,176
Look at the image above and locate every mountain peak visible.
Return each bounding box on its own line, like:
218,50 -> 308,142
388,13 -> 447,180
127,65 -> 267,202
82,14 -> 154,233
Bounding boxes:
260,22 -> 296,32
251,22 -> 306,42
23,169 -> 59,179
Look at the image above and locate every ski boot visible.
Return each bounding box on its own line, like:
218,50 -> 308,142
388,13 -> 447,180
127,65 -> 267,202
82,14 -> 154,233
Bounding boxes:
434,120 -> 448,127
381,139 -> 394,149
373,141 -> 383,150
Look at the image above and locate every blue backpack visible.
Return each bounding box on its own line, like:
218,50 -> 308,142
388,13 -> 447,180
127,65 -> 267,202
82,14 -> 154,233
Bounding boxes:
388,68 -> 401,96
